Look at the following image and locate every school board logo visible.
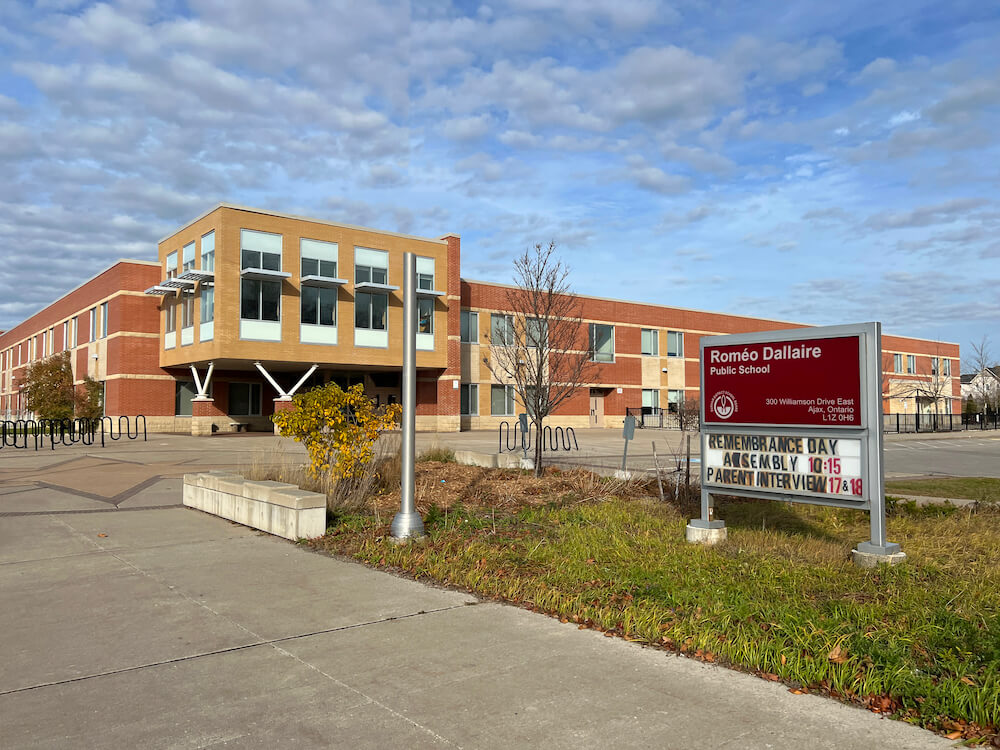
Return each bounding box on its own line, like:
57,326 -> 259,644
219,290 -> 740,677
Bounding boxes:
710,391 -> 737,420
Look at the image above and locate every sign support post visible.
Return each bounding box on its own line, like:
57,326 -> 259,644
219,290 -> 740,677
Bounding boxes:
689,322 -> 904,566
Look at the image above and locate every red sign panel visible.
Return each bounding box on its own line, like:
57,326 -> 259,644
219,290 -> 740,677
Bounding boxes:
703,335 -> 862,427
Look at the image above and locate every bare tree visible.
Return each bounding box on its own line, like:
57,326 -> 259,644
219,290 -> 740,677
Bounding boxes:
483,242 -> 593,477
965,336 -> 1000,415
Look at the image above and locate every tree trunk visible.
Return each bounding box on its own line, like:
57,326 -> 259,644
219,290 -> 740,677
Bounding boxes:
534,419 -> 544,477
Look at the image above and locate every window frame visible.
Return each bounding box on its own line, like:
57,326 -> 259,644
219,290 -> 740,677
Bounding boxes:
89,308 -> 97,341
201,230 -> 215,272
460,310 -> 479,343
490,384 -> 516,416
355,247 -> 389,285
907,354 -> 916,375
300,238 -> 339,279
460,383 -> 479,416
201,286 -> 215,324
301,285 -> 337,327
666,330 -> 684,358
240,229 -> 282,272
164,300 -> 176,334
240,278 -> 281,322
490,313 -> 515,346
893,353 -> 903,373
641,328 -> 659,356
228,382 -> 262,417
526,318 -> 547,349
667,389 -> 684,414
589,323 -> 615,363
418,297 -> 434,334
642,388 -> 660,409
355,291 -> 388,331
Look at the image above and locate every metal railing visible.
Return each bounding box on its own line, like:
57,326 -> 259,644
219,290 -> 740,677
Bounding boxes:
882,413 -> 1000,433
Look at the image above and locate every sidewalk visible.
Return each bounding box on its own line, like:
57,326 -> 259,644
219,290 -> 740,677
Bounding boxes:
1,504 -> 950,748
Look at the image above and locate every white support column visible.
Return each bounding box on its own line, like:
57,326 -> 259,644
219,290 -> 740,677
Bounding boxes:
287,364 -> 318,398
190,362 -> 215,399
254,362 -> 288,399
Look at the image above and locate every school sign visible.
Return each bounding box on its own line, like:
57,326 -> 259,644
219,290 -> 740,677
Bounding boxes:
688,322 -> 904,565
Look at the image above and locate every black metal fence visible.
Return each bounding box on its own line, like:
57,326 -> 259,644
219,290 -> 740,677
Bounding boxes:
0,416 -> 147,451
883,412 -> 1000,434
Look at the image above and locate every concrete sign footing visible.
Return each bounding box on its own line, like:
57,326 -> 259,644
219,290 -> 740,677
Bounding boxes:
686,522 -> 728,545
851,548 -> 907,568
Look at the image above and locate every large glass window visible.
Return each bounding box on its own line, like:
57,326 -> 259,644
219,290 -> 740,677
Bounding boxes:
201,287 -> 214,323
165,251 -> 178,279
907,355 -> 916,374
301,286 -> 337,326
667,389 -> 683,413
355,247 -> 388,284
416,256 -> 435,290
491,313 -> 514,346
893,353 -> 903,373
201,231 -> 215,272
182,242 -> 195,273
666,331 -> 683,357
491,384 -> 515,416
526,318 -> 547,348
589,323 -> 614,362
89,308 -> 97,341
460,383 -> 478,415
418,298 -> 434,334
241,229 -> 282,271
228,383 -> 262,416
641,328 -> 658,356
642,389 -> 660,409
241,279 -> 280,321
355,292 -> 388,330
461,311 -> 478,343
943,358 -> 951,376
301,238 -> 338,278
164,301 -> 176,334
181,295 -> 195,329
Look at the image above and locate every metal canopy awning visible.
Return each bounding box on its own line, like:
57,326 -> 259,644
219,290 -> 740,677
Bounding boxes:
143,285 -> 175,296
416,288 -> 446,297
178,269 -> 215,283
354,281 -> 400,292
240,268 -> 292,281
300,274 -> 349,288
160,277 -> 195,289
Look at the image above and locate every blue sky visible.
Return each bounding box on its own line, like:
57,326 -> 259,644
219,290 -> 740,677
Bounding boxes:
1,0 -> 998,358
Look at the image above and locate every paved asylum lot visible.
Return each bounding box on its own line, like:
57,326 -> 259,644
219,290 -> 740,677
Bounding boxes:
0,505 -> 952,749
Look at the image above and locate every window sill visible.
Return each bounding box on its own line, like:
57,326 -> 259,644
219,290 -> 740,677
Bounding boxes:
354,281 -> 400,292
240,268 -> 292,281
301,275 -> 348,288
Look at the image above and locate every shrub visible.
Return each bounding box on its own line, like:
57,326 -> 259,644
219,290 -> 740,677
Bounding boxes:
418,444 -> 456,463
17,352 -> 76,420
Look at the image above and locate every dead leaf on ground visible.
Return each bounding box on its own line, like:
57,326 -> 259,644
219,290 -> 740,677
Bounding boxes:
828,644 -> 848,664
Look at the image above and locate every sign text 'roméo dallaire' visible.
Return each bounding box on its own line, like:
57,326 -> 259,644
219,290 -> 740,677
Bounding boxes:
703,335 -> 861,427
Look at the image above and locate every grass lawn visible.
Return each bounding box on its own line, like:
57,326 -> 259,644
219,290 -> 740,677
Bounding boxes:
886,477 -> 1000,502
305,464 -> 1000,742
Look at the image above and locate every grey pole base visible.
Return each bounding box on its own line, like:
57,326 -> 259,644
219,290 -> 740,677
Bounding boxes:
686,520 -> 727,545
390,511 -> 426,543
852,541 -> 905,568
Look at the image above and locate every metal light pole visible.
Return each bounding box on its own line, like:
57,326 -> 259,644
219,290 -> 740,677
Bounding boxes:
391,252 -> 425,541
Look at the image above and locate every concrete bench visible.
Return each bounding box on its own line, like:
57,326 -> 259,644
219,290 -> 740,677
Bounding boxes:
183,471 -> 326,540
230,422 -> 251,432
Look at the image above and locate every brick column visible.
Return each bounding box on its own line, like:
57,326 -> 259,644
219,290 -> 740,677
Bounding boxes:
437,233 -> 462,432
191,397 -> 216,436
272,397 -> 294,434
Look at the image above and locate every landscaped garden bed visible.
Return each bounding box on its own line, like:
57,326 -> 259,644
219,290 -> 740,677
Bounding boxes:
306,460 -> 1000,743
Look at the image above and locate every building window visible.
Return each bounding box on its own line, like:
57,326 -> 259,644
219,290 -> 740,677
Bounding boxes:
355,292 -> 388,331
460,383 -> 478,416
48,327 -> 54,354
667,389 -> 683,414
589,323 -> 614,362
164,301 -> 176,334
893,353 -> 903,373
418,297 -> 434,334
241,279 -> 281,322
355,247 -> 388,284
301,286 -> 337,326
201,231 -> 215,272
416,256 -> 435,290
641,328 -> 658,356
166,251 -> 178,279
461,311 -> 478,343
182,242 -> 195,273
100,302 -> 109,338
72,316 -> 79,347
89,308 -> 97,342
175,381 -> 198,417
526,318 -> 547,348
642,389 -> 660,409
491,313 -> 514,346
201,287 -> 215,323
301,238 -> 338,278
907,355 -> 916,374
241,229 -> 282,271
943,359 -> 951,376
228,382 -> 262,416
181,295 -> 195,329
62,323 -> 68,350
666,331 -> 683,357
491,384 -> 515,416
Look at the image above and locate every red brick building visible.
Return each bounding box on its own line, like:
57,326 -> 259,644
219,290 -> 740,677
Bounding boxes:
0,205 -> 962,433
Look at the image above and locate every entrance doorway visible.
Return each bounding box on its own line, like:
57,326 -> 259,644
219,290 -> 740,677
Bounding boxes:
589,389 -> 605,428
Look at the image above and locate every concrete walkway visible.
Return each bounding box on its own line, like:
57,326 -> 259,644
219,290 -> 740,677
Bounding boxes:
1,509 -> 950,748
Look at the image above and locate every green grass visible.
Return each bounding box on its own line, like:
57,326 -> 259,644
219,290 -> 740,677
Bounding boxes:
885,477 -> 1000,503
311,492 -> 1000,739
417,445 -> 457,463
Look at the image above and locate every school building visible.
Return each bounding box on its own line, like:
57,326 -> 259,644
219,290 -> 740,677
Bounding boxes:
0,204 -> 962,434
